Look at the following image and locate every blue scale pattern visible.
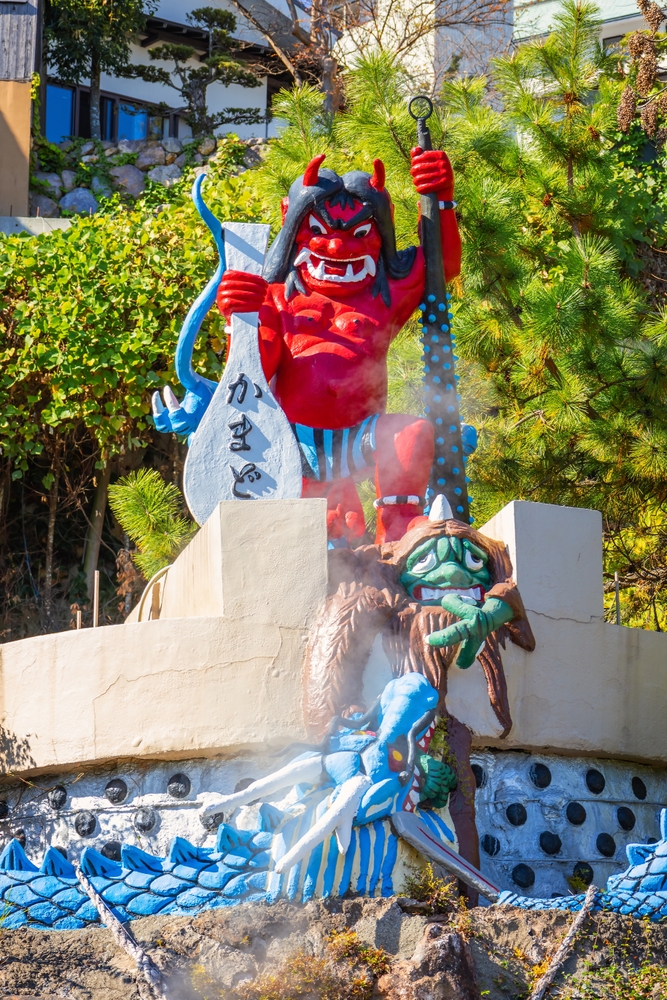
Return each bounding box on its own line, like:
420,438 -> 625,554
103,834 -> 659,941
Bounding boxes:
0,804 -> 454,930
500,808 -> 667,922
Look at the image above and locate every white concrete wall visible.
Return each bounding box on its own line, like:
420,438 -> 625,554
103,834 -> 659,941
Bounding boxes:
3,497 -> 667,780
447,501 -> 667,765
0,498 -> 328,777
361,500 -> 667,766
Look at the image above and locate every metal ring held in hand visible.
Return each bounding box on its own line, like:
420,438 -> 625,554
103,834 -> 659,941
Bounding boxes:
408,95 -> 434,121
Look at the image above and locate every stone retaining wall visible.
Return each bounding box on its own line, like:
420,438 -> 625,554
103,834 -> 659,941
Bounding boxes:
29,135 -> 267,218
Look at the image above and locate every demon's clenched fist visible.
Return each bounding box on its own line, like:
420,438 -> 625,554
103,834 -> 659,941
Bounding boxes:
215,148 -> 462,544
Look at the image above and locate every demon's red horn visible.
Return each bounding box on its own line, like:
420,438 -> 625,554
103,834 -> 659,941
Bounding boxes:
370,158 -> 386,191
303,154 -> 326,187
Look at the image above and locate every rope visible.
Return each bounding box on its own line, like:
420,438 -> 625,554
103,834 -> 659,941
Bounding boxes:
76,866 -> 166,998
529,884 -> 597,1000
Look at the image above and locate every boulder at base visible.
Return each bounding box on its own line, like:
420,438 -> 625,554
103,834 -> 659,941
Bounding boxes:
59,188 -> 99,214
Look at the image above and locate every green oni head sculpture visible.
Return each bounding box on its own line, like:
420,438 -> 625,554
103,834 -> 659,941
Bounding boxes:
399,534 -> 492,608
391,501 -> 520,668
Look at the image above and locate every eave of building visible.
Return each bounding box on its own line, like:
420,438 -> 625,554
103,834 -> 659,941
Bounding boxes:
514,0 -> 644,39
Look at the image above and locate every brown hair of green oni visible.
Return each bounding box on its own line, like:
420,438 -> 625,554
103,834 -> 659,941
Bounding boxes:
304,513 -> 536,745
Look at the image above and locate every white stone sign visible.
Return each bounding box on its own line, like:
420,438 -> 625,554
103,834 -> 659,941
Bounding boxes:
183,222 -> 303,526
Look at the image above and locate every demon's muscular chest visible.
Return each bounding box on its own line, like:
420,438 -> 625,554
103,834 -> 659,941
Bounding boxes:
257,258 -> 424,429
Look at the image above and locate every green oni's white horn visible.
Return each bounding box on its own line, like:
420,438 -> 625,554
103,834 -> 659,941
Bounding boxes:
429,494 -> 454,522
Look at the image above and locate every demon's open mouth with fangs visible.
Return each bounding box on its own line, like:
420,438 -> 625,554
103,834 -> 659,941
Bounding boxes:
294,248 -> 377,284
399,534 -> 493,607
410,584 -> 485,604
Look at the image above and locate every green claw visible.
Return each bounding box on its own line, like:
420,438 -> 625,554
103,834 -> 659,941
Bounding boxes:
418,753 -> 457,808
427,596 -> 514,667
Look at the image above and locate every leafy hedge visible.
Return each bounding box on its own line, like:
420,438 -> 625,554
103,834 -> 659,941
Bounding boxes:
0,157 -> 259,480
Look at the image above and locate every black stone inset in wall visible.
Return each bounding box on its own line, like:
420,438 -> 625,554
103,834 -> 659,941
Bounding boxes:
539,831 -> 562,855
201,810 -> 225,831
48,785 -> 67,810
617,806 -> 636,832
481,834 -> 500,856
134,807 -> 158,834
12,829 -> 26,847
101,841 -> 122,862
586,769 -> 605,794
168,773 -> 191,799
632,776 -> 647,800
104,778 -> 128,804
596,832 -> 616,857
573,861 -> 594,886
471,764 -> 486,789
512,864 -> 535,889
566,802 -> 587,826
506,803 -> 527,826
0,801 -> 9,819
74,811 -> 96,837
529,763 -> 552,789
235,777 -> 257,793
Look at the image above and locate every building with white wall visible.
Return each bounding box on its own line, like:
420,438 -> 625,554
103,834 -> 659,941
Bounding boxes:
337,0 -> 649,96
43,0 -> 302,145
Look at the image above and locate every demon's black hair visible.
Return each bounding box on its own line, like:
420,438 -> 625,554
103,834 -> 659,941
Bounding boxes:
263,166 -> 416,306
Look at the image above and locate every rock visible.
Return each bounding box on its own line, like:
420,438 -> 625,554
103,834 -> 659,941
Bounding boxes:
117,139 -> 147,154
377,925 -> 479,1000
136,145 -> 166,170
91,176 -> 112,198
101,140 -> 115,149
198,136 -> 217,156
80,141 -> 95,155
59,139 -> 74,152
174,153 -> 186,168
193,152 -> 203,164
80,154 -> 98,164
147,164 -> 182,188
59,187 -> 99,214
33,171 -> 63,198
243,142 -> 268,168
165,152 -> 177,165
162,137 -> 182,154
29,192 -> 60,218
61,169 -> 77,193
110,164 -> 146,197
104,147 -> 118,157
243,149 -> 260,167
182,136 -> 196,146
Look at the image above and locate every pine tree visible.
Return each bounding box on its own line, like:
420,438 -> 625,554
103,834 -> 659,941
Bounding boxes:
134,7 -> 262,136
108,469 -> 196,579
45,0 -> 156,141
245,3 -> 667,627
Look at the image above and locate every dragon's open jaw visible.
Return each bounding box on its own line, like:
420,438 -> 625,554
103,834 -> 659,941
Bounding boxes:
411,585 -> 484,604
404,719 -> 437,812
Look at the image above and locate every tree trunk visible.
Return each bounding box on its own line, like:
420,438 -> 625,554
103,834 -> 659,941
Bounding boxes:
89,51 -> 101,141
321,56 -> 340,114
83,461 -> 111,599
43,455 -> 61,623
0,459 -> 11,549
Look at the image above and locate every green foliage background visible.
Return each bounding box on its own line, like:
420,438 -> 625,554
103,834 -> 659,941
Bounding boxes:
3,0 -> 667,632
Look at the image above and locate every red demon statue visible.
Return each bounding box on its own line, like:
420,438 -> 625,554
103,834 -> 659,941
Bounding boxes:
215,149 -> 461,544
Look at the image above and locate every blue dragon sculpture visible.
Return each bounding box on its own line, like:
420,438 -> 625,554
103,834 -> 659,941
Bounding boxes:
0,675 -> 456,930
500,807 -> 667,921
